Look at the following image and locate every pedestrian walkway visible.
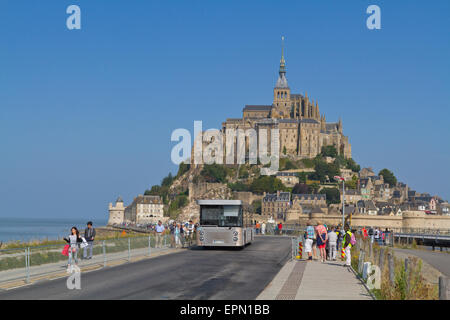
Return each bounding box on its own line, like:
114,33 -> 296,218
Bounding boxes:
257,259 -> 372,300
0,245 -> 181,289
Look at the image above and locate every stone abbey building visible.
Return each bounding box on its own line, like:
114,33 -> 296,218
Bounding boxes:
221,42 -> 352,159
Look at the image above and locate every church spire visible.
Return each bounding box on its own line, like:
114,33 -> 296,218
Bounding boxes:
280,36 -> 286,73
275,36 -> 288,88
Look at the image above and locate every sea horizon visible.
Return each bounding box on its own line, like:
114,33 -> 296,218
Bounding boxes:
0,216 -> 108,243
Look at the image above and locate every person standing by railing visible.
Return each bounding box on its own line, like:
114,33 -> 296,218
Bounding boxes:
83,221 -> 96,260
64,227 -> 82,273
155,220 -> 165,248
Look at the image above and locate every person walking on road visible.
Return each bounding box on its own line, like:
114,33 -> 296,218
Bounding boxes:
186,220 -> 195,247
255,221 -> 260,234
83,221 -> 96,260
179,223 -> 185,248
327,226 -> 338,261
261,222 -> 266,235
155,220 -> 165,248
343,224 -> 353,267
174,223 -> 181,248
278,222 -> 283,235
169,221 -> 176,248
64,227 -> 82,273
315,222 -> 328,263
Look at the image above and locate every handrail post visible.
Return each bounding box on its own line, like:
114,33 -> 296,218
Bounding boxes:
388,252 -> 394,285
148,235 -> 151,256
102,240 -> 106,267
379,248 -> 385,273
405,258 -> 410,296
128,238 -> 131,262
439,276 -> 448,300
25,247 -> 30,284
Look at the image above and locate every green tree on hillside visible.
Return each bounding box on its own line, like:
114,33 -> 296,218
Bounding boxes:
252,200 -> 262,214
292,183 -> 310,194
176,162 -> 190,178
250,176 -> 286,194
309,183 -> 320,194
379,168 -> 397,187
311,161 -> 328,182
346,158 -> 360,172
319,188 -> 341,205
201,164 -> 229,183
161,173 -> 174,187
321,145 -> 338,158
228,181 -> 250,192
346,175 -> 358,189
296,172 -> 308,183
238,165 -> 249,179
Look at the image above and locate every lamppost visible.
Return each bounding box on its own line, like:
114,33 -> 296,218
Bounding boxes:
334,176 -> 345,229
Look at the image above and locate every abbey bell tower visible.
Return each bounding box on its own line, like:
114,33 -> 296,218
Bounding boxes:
272,36 -> 291,118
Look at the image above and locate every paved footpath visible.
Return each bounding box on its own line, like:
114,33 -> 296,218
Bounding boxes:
257,259 -> 373,300
0,246 -> 177,289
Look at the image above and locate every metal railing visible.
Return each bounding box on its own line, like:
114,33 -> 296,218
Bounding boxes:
0,234 -> 185,285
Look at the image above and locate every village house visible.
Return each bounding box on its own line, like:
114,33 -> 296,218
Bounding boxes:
341,188 -> 363,205
276,171 -> 299,187
119,194 -> 164,225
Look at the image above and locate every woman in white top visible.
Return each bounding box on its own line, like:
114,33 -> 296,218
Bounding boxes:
64,227 -> 81,272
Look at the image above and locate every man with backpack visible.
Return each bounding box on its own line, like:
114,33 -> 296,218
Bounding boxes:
342,224 -> 356,267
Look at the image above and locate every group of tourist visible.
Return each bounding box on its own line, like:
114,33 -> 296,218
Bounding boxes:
362,226 -> 390,245
303,221 -> 355,266
167,220 -> 198,248
254,221 -> 267,234
63,221 -> 96,273
62,219 -> 200,273
253,221 -> 284,235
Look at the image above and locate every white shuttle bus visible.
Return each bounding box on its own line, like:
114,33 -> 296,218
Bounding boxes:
196,200 -> 254,247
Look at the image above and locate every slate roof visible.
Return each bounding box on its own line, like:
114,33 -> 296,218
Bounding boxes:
263,192 -> 291,202
279,119 -> 299,123
135,195 -> 162,204
344,189 -> 361,196
325,123 -> 339,132
301,119 -> 319,124
292,194 -> 326,201
276,172 -> 298,177
243,105 -> 272,111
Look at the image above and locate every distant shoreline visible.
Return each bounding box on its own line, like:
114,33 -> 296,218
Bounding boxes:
0,217 -> 108,244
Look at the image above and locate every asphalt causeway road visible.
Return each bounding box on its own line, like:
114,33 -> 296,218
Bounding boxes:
0,236 -> 291,300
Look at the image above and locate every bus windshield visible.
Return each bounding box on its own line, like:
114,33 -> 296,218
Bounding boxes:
200,205 -> 243,227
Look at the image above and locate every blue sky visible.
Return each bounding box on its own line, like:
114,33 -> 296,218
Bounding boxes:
0,0 -> 449,219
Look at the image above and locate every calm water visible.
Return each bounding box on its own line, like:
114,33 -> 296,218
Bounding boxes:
0,217 -> 107,243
